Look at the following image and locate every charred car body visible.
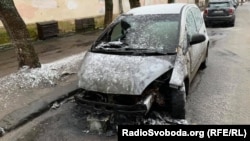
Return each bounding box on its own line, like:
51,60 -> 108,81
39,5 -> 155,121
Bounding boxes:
76,3 -> 209,119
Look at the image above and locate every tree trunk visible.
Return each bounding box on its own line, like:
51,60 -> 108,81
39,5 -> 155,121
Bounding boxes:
129,0 -> 141,8
168,0 -> 175,3
104,0 -> 113,28
205,0 -> 209,6
119,0 -> 124,14
195,0 -> 199,5
0,0 -> 40,69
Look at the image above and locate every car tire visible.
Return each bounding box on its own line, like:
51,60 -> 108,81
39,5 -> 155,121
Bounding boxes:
199,48 -> 208,70
169,84 -> 186,119
231,20 -> 235,27
205,21 -> 210,27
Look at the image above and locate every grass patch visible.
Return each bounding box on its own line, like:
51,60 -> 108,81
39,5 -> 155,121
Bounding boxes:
0,24 -> 38,45
0,28 -> 10,44
58,20 -> 75,34
94,15 -> 105,29
27,24 -> 38,40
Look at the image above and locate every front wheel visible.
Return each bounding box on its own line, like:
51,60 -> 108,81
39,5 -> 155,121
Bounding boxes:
170,84 -> 187,119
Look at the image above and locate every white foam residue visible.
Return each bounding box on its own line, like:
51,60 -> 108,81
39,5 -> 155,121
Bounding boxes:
0,53 -> 85,98
78,52 -> 174,95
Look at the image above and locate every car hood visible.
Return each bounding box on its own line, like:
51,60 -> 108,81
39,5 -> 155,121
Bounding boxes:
78,52 -> 175,95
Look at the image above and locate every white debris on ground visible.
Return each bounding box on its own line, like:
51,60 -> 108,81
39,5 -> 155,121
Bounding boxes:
144,117 -> 188,125
0,52 -> 85,106
143,112 -> 188,125
0,127 -> 5,136
51,101 -> 60,109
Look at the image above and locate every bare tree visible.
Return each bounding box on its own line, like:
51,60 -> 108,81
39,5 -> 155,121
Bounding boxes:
0,0 -> 40,68
104,0 -> 113,27
195,0 -> 199,5
119,0 -> 124,14
168,0 -> 175,3
205,0 -> 209,6
129,0 -> 141,8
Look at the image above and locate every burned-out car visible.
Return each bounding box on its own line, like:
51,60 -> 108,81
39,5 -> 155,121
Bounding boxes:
76,3 -> 209,119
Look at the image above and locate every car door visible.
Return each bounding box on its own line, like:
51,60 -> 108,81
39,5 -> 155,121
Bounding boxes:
185,8 -> 201,74
191,7 -> 208,64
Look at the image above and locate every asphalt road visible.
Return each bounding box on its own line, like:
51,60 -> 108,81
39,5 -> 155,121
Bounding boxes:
2,3 -> 250,141
186,3 -> 250,124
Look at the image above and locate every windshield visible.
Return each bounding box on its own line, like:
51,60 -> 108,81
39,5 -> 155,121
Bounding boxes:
92,14 -> 180,54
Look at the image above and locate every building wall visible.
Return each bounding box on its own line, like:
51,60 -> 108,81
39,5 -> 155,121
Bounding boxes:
140,0 -> 195,5
14,0 -> 119,24
0,0 -> 197,27
121,0 -> 196,14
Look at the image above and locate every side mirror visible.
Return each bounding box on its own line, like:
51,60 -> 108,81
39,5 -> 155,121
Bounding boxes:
190,34 -> 206,45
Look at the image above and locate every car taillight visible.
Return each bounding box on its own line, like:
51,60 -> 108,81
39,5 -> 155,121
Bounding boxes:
229,8 -> 234,15
204,9 -> 208,15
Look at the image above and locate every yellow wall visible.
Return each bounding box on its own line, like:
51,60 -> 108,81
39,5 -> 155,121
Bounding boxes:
14,0 -> 119,24
0,0 -> 197,27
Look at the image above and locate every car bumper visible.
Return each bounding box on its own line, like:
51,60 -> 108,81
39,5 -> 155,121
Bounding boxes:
74,90 -> 155,115
204,15 -> 235,23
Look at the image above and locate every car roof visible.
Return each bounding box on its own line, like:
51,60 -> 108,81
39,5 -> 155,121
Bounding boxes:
126,3 -> 189,15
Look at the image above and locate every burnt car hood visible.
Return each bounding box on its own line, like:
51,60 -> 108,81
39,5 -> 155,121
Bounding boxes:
78,52 -> 175,95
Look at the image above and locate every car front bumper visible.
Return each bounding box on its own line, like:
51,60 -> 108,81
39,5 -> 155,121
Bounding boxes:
74,90 -> 155,115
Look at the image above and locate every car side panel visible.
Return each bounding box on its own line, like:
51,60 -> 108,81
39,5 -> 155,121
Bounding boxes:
186,8 -> 203,76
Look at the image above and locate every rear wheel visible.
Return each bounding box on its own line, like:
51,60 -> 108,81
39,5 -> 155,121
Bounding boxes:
205,21 -> 210,27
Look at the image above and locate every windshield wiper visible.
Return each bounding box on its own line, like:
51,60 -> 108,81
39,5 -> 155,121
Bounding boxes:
92,44 -> 176,55
95,41 -> 128,49
123,48 -> 173,55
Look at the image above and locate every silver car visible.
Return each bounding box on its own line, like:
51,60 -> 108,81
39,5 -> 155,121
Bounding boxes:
76,3 -> 209,119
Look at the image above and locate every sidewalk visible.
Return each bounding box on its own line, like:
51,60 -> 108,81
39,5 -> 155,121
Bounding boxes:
0,30 -> 102,77
0,30 -> 102,136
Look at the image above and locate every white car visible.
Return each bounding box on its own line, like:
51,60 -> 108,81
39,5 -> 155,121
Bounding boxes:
76,3 -> 209,119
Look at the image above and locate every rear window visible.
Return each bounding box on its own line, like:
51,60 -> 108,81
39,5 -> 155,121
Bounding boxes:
208,2 -> 230,8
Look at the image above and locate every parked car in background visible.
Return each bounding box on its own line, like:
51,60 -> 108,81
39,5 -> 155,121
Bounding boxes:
203,0 -> 236,27
76,3 -> 209,119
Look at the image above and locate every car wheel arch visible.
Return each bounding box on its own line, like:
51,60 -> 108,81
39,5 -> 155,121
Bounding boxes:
184,77 -> 189,96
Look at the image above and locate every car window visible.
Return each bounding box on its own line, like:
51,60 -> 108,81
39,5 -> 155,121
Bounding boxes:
95,14 -> 180,53
208,2 -> 230,8
191,7 -> 204,31
110,22 -> 123,41
186,10 -> 197,37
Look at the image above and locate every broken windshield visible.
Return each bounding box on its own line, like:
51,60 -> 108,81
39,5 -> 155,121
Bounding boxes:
92,14 -> 180,54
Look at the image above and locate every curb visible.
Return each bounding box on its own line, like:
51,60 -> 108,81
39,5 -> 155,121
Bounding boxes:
0,80 -> 81,137
0,43 -> 13,52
